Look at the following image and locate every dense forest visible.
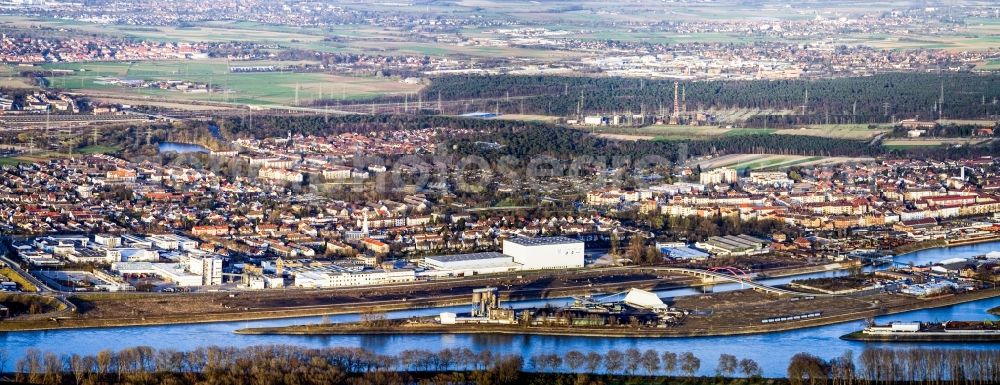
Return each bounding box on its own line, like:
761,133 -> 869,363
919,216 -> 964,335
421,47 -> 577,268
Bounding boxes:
415,73 -> 1000,125
218,114 -> 554,139
4,345 -> 1000,385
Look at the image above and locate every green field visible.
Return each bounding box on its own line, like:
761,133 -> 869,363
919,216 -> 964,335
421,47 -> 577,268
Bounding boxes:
0,144 -> 120,165
587,124 -> 775,141
977,59 -> 1000,71
730,156 -> 798,170
730,155 -> 826,170
725,128 -> 776,137
0,16 -> 582,61
773,124 -> 889,139
38,60 -> 422,106
588,124 -> 881,141
0,157 -> 28,166
0,64 -> 36,88
696,153 -> 866,171
77,145 -> 121,155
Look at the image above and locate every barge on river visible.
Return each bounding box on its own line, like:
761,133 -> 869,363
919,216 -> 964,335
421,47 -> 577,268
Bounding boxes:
842,321 -> 1000,342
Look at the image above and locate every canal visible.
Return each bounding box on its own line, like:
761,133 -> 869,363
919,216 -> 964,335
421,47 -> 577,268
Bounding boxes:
1,242 -> 998,376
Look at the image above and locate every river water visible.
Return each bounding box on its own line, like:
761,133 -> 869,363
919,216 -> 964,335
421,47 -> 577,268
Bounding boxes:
1,242 -> 998,376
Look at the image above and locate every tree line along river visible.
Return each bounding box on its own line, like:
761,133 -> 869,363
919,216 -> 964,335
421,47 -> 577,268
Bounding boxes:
1,241 -> 998,377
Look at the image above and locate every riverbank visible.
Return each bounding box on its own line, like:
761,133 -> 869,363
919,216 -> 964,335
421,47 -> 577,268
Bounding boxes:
235,287 -> 1000,338
841,330 -> 1000,342
0,267 -> 692,332
893,233 -> 1000,255
2,241 -> 998,379
0,260 -> 849,332
0,236 -> 988,333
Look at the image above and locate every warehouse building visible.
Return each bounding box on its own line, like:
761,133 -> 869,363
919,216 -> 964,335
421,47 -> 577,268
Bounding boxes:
697,234 -> 770,256
659,245 -> 711,260
422,252 -> 520,275
502,236 -> 585,269
112,255 -> 223,287
292,268 -> 416,288
421,236 -> 587,276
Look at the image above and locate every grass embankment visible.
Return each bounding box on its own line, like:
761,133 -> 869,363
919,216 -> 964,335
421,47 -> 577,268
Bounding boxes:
0,267 -> 38,291
893,239 -> 947,255
0,292 -> 67,316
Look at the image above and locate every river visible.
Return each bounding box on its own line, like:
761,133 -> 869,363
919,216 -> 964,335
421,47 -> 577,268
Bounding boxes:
1,242 -> 998,376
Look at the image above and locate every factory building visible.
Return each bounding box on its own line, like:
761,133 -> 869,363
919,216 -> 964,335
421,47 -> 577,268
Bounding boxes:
188,255 -> 223,286
439,287 -> 515,325
421,236 -> 587,276
421,252 -> 520,275
697,234 -> 770,256
111,254 -> 223,287
502,236 -> 585,270
292,268 -> 415,288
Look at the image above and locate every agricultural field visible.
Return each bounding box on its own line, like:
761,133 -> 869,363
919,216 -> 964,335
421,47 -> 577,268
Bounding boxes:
0,17 -> 332,49
586,123 -> 883,141
693,153 -> 873,171
936,119 -> 1000,126
0,144 -> 119,167
774,124 -> 890,140
975,59 -> 1000,70
882,138 -> 994,148
37,60 -> 423,106
0,64 -> 37,89
861,24 -> 1000,51
0,16 -> 576,61
709,107 -> 794,123
77,145 -> 121,155
493,114 -> 562,123
586,124 -> 774,141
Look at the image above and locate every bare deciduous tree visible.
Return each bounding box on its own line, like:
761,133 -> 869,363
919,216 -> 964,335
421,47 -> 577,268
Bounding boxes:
717,353 -> 738,377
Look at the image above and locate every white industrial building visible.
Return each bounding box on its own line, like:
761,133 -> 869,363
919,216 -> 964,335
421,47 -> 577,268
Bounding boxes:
502,236 -> 585,269
421,237 -> 587,275
697,234 -> 769,256
106,248 -> 159,262
146,234 -> 200,251
112,255 -> 223,287
293,268 -> 416,288
421,252 -> 521,275
188,255 -> 223,285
